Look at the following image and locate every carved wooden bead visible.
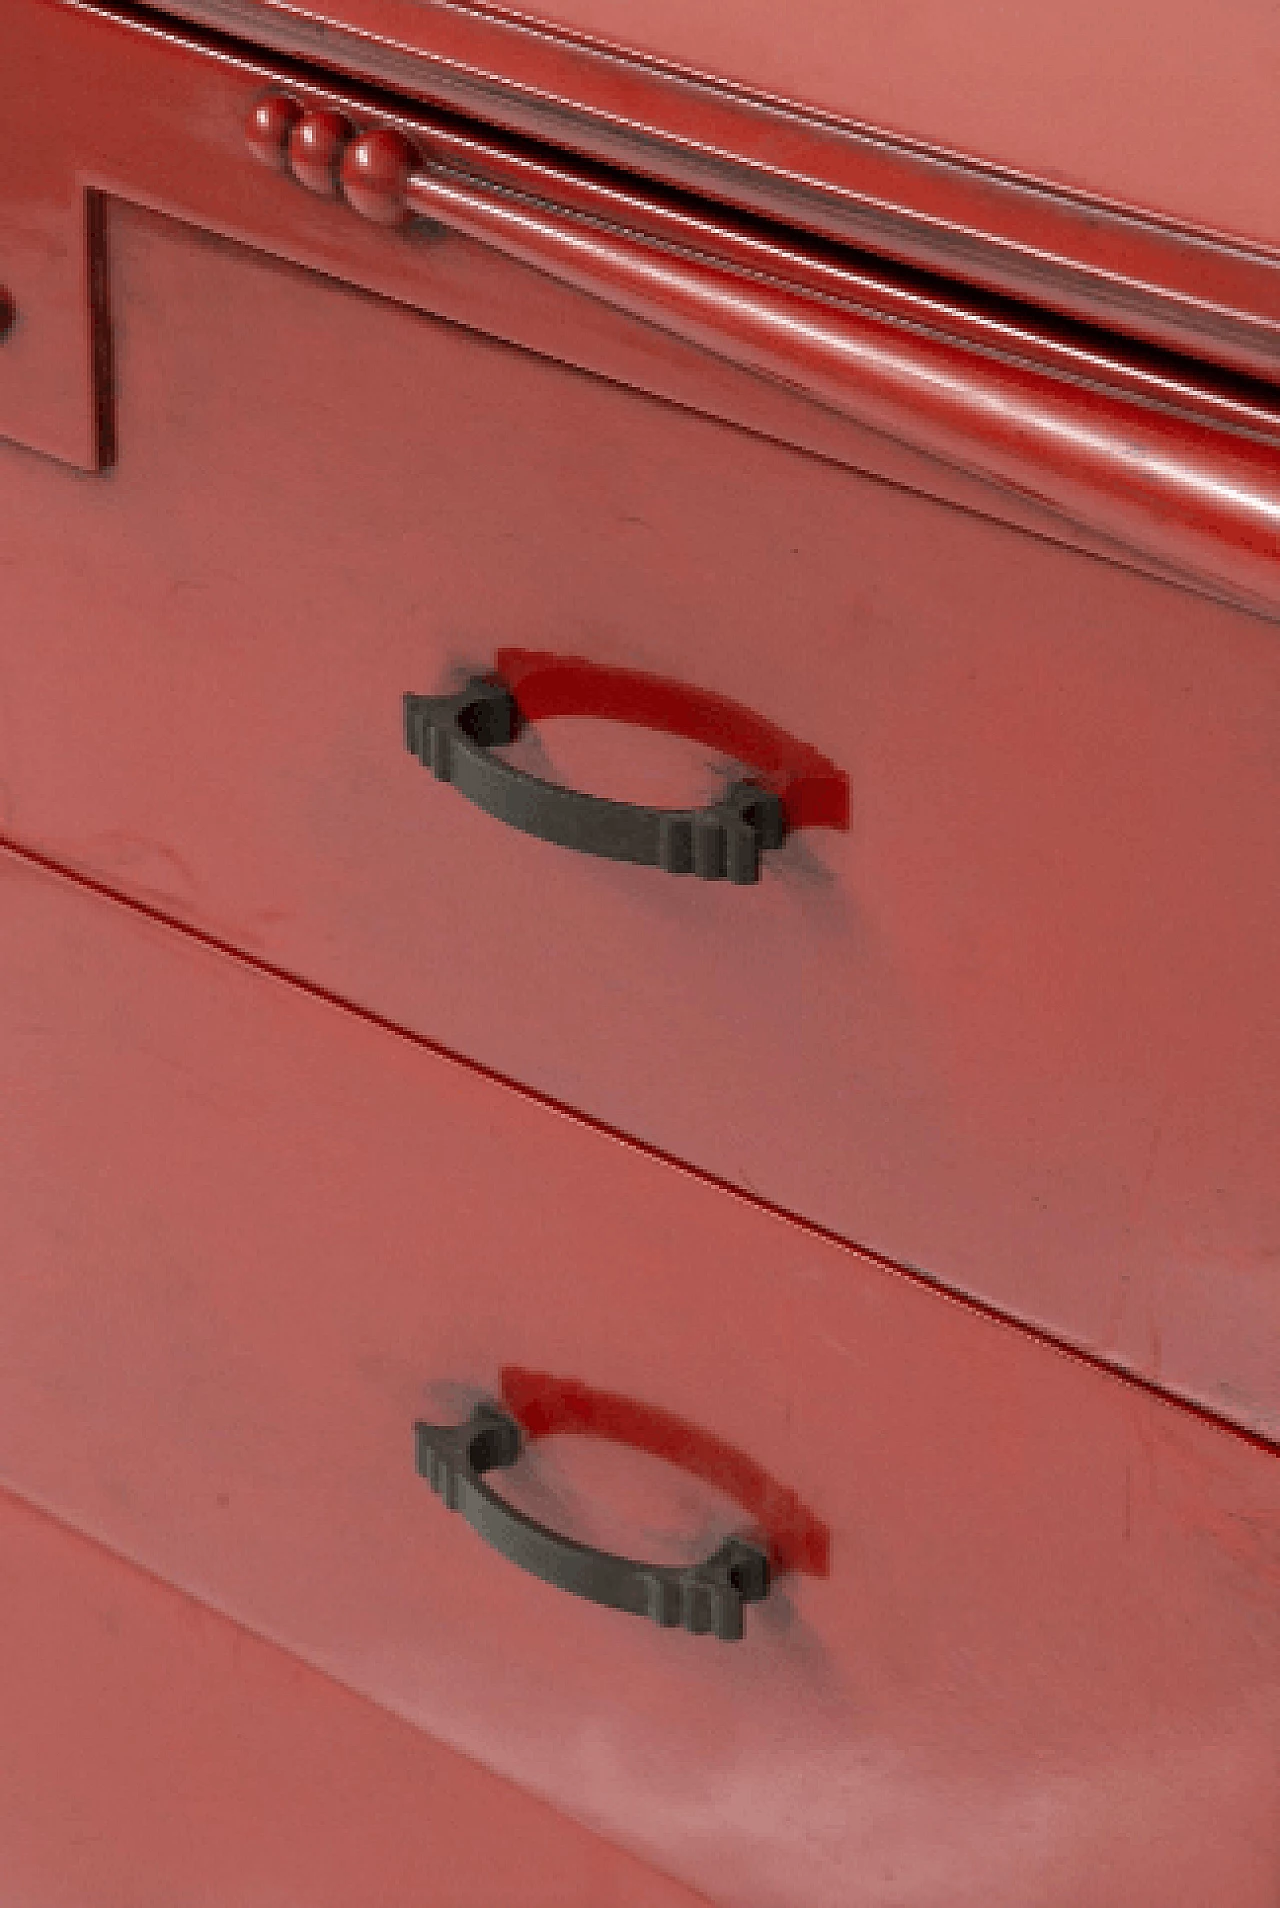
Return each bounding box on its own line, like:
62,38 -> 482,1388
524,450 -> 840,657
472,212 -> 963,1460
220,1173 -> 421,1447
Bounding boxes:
288,110 -> 352,196
244,93 -> 302,170
341,129 -> 416,226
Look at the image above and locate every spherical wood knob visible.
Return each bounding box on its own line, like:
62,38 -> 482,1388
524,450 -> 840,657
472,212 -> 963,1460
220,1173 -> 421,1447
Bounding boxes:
245,93 -> 302,170
341,129 -> 417,225
287,110 -> 352,196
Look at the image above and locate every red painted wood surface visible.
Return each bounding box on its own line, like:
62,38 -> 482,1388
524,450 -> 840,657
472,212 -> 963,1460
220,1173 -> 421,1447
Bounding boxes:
8,2 -> 1277,598
182,0 -> 1280,260
0,1488 -> 712,1907
392,142 -> 1280,612
146,0 -> 1280,386
1,156 -> 1277,1435
0,843 -> 1278,1905
241,97 -> 1280,451
245,90 -> 1280,612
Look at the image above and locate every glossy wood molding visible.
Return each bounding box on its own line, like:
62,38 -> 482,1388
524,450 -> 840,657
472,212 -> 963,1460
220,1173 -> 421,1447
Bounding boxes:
121,0 -> 1280,388
6,3 -> 1279,614
411,168 -> 1280,610
251,96 -> 1280,613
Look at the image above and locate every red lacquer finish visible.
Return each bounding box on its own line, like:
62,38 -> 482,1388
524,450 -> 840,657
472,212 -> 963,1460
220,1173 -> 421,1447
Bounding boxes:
395,158 -> 1280,612
1,94 -> 1278,1439
154,0 -> 1280,383
262,86 -> 1280,610
0,844 -> 1277,1905
0,1489 -> 710,1908
238,90 -> 1280,452
6,5 -> 1279,596
4,2 -> 1278,1899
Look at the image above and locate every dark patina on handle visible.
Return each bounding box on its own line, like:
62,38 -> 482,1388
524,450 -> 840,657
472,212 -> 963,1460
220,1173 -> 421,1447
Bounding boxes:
404,648 -> 848,886
404,678 -> 785,884
415,1403 -> 771,1640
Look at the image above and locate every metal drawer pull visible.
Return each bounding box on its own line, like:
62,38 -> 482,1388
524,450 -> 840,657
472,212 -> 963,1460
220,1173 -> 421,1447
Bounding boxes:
415,1402 -> 771,1640
404,648 -> 848,885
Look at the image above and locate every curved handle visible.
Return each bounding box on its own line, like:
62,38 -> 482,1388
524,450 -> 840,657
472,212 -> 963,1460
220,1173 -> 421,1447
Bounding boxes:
404,648 -> 848,884
415,1403 -> 771,1640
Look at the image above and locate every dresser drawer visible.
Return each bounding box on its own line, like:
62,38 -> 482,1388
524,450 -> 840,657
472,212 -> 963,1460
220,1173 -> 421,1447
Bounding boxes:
1,843 -> 1278,1907
2,1 -> 1279,1438
0,1491 -> 706,1908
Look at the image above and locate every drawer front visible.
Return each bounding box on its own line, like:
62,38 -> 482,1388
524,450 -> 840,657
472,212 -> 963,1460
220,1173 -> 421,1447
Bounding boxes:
1,843 -> 1278,1907
2,2 -> 1279,1438
0,1493 -> 706,1908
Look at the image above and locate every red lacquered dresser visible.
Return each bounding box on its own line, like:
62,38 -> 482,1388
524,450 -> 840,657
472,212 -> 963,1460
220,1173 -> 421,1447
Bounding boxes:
1,2 -> 1278,1902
